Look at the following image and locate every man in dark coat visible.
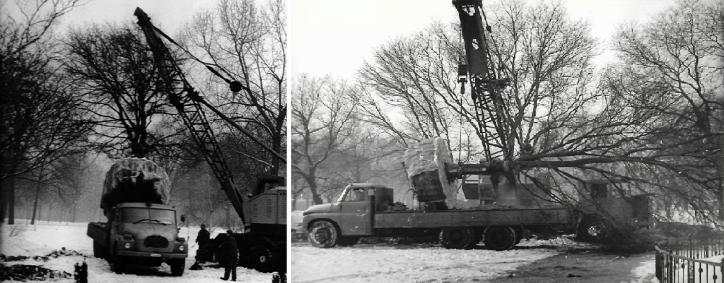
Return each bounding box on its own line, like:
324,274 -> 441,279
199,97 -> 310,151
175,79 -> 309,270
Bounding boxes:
219,230 -> 238,281
196,224 -> 210,247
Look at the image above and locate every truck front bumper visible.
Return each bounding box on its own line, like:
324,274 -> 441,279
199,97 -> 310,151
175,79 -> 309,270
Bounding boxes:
117,250 -> 187,259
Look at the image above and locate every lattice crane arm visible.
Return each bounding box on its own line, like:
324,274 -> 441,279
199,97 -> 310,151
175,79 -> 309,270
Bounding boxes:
135,7 -> 286,228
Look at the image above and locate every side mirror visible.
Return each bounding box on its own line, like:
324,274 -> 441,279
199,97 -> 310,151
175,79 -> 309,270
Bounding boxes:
180,214 -> 186,223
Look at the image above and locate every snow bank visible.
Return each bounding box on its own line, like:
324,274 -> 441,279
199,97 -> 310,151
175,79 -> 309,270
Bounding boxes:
291,245 -> 558,283
1,222 -> 273,283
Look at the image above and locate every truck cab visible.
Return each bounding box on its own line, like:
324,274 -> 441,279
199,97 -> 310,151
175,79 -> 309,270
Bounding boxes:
87,202 -> 187,275
302,183 -> 393,246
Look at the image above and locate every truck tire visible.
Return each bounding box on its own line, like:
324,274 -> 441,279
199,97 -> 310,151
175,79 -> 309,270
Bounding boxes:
336,236 -> 360,247
308,220 -> 339,248
111,250 -> 126,274
483,226 -> 517,251
170,258 -> 185,276
439,227 -> 476,249
93,242 -> 105,258
249,245 -> 274,272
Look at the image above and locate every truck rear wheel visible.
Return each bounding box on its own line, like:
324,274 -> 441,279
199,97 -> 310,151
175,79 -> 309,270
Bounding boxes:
439,227 -> 476,249
249,245 -> 274,272
308,221 -> 339,248
483,226 -> 517,251
170,258 -> 185,276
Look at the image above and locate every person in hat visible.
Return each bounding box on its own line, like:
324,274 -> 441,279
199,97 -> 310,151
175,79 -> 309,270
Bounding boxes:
219,230 -> 237,281
196,224 -> 210,248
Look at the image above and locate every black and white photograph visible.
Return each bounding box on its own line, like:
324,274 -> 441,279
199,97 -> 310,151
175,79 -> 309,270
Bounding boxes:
290,0 -> 723,282
1,0 -> 723,282
1,0 -> 287,282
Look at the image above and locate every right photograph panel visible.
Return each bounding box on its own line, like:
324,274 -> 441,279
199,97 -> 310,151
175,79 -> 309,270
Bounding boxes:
290,0 -> 724,282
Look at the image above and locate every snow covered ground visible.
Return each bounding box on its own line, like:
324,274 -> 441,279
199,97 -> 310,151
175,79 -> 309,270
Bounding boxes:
0,221 -> 275,283
291,237 -> 663,283
291,243 -> 558,283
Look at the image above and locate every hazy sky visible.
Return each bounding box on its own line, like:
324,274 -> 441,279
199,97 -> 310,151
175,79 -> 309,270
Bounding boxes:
291,0 -> 680,79
58,0 -> 210,35
6,0 -> 681,79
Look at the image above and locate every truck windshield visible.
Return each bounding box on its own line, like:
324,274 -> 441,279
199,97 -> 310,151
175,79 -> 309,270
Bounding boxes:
122,208 -> 175,225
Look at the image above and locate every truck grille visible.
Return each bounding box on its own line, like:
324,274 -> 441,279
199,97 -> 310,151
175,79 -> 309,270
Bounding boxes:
144,236 -> 169,248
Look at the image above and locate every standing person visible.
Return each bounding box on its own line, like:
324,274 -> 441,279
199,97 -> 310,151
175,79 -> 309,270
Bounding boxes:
219,230 -> 237,281
196,224 -> 210,248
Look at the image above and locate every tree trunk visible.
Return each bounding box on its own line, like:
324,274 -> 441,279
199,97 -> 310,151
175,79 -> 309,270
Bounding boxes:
31,167 -> 44,225
7,176 -> 14,224
719,137 -> 724,220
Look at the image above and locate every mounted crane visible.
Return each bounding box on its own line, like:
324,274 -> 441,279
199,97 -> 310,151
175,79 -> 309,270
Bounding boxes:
134,8 -> 286,274
301,0 -> 652,250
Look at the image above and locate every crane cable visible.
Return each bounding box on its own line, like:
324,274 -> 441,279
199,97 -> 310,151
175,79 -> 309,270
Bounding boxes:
148,24 -> 243,92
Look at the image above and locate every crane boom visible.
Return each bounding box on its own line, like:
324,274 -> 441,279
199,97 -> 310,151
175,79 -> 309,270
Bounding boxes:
453,0 -> 511,160
134,7 -> 251,226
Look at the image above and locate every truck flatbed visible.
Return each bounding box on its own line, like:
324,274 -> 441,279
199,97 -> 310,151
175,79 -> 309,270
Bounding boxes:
374,206 -> 574,229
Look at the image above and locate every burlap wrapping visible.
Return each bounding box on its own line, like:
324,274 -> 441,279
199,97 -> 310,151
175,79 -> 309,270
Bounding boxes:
403,138 -> 457,208
100,158 -> 171,212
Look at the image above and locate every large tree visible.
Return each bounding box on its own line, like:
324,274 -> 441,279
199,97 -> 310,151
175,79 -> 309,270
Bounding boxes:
291,75 -> 360,205
602,0 -> 723,221
65,24 -> 184,159
356,0 -> 724,225
181,0 -> 287,175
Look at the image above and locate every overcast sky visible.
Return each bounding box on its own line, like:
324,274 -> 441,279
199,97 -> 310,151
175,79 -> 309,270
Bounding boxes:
6,0 -> 681,80
57,0 -> 210,35
290,0 -> 680,79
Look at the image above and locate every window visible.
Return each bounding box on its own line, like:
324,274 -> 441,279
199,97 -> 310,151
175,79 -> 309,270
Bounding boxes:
121,208 -> 176,225
342,188 -> 366,202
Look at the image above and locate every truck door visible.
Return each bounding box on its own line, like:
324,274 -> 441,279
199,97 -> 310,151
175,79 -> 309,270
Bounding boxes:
338,187 -> 369,236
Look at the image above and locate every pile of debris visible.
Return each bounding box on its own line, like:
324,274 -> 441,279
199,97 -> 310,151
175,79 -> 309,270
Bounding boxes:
0,264 -> 72,281
0,247 -> 85,262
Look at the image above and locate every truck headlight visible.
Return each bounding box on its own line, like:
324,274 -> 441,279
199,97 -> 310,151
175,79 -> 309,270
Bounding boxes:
179,245 -> 184,251
124,243 -> 131,249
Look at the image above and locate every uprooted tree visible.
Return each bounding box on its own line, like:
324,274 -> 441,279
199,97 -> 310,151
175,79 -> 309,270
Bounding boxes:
358,0 -> 723,224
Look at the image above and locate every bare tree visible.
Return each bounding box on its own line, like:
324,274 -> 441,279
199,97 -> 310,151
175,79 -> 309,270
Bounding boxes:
181,0 -> 286,175
0,0 -> 88,224
291,75 -> 360,204
602,0 -> 723,220
65,24 -> 185,159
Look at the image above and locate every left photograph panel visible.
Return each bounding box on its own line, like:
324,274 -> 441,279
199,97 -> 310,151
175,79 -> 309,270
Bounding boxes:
0,0 -> 288,282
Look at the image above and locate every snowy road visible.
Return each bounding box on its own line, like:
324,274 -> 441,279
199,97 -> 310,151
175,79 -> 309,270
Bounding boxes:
291,243 -> 559,283
1,221 -> 275,283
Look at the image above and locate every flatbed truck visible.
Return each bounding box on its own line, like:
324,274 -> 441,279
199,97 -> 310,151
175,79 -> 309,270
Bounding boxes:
303,183 -> 650,250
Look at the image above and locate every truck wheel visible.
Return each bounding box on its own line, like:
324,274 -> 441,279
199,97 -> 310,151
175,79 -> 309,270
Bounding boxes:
93,242 -> 105,258
308,221 -> 339,248
337,236 -> 360,247
170,258 -> 185,276
249,245 -> 274,272
111,251 -> 125,274
439,227 -> 476,249
483,226 -> 517,251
